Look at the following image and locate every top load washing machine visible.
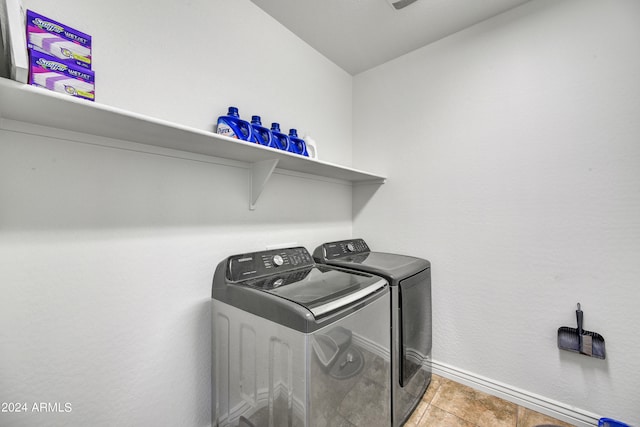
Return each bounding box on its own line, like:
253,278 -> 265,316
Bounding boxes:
313,239 -> 432,427
212,246 -> 391,427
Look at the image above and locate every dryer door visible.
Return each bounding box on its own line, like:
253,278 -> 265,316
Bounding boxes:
398,268 -> 432,386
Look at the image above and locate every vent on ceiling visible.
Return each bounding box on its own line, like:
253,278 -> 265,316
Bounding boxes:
386,0 -> 418,10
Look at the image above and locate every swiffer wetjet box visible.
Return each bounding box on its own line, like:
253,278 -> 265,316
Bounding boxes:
26,10 -> 92,69
29,50 -> 95,101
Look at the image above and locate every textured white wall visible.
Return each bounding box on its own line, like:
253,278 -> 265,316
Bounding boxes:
7,0 -> 640,424
0,129 -> 353,427
353,0 -> 640,422
0,1 -> 353,426
20,0 -> 353,167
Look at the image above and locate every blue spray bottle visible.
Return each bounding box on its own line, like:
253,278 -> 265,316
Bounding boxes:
216,106 -> 253,141
250,116 -> 276,148
270,123 -> 290,152
288,129 -> 309,156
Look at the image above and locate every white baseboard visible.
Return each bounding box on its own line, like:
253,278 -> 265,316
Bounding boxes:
430,359 -> 600,427
352,333 -> 390,359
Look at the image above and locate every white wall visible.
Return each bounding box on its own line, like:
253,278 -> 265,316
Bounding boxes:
20,0 -> 353,167
0,0 -> 353,426
353,0 -> 640,422
6,0 -> 640,424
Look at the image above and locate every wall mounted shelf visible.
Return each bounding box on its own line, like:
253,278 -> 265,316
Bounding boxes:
0,78 -> 386,209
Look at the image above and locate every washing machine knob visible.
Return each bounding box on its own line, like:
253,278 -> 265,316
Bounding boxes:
272,255 -> 284,267
346,243 -> 355,252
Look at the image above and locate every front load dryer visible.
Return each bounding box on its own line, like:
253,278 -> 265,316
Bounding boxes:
212,246 -> 391,427
313,239 -> 432,427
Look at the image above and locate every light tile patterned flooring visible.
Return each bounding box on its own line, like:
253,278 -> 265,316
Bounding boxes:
406,375 -> 575,427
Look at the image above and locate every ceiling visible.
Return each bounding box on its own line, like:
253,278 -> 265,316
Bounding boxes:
250,0 -> 531,75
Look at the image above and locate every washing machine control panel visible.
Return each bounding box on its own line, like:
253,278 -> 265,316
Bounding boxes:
228,247 -> 314,282
320,239 -> 370,259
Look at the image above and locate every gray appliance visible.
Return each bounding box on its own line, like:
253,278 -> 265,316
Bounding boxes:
313,239 -> 432,427
212,246 -> 391,427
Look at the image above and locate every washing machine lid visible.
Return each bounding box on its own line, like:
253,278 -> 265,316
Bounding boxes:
213,247 -> 388,331
313,239 -> 430,284
242,265 -> 385,317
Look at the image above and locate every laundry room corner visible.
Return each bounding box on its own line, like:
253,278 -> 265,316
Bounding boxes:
3,0 -> 640,425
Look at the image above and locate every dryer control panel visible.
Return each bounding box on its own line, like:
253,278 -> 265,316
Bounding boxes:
227,247 -> 314,282
316,238 -> 370,260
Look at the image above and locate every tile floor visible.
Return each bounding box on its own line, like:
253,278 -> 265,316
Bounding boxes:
405,374 -> 576,427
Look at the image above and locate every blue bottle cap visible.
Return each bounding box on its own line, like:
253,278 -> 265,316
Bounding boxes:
271,122 -> 281,132
251,115 -> 262,125
227,106 -> 239,117
289,128 -> 299,137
